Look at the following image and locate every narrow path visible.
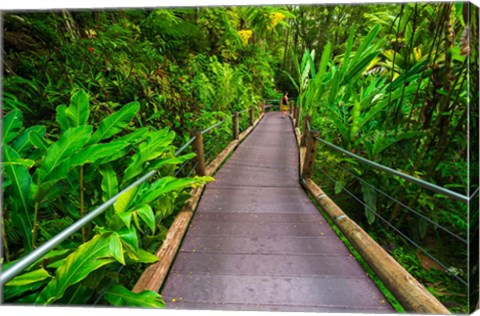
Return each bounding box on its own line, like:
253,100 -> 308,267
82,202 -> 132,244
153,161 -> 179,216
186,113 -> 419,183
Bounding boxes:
161,112 -> 394,313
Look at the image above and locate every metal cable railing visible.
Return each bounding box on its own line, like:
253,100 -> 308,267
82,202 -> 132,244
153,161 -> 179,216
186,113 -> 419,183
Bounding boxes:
315,137 -> 469,203
315,166 -> 469,287
335,164 -> 467,244
299,113 -> 471,289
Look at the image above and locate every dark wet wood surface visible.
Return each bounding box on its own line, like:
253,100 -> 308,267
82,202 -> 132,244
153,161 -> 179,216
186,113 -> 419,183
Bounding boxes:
161,112 -> 393,313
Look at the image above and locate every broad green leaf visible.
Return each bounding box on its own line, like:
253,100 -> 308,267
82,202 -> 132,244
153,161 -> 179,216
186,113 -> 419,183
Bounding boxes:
0,158 -> 35,168
35,234 -> 116,304
34,179 -> 64,202
65,90 -> 90,127
100,164 -> 119,202
148,153 -> 196,170
2,109 -> 23,144
89,101 -> 140,144
361,182 -> 377,225
3,268 -> 52,301
129,248 -> 160,264
56,105 -> 69,131
114,186 -> 138,213
104,285 -> 165,308
3,145 -> 33,250
123,129 -> 175,182
135,204 -> 155,233
71,142 -> 129,166
115,127 -> 150,145
117,225 -> 139,254
5,268 -> 52,287
109,233 -> 125,265
138,176 -> 209,205
12,125 -> 46,156
39,125 -> 93,181
48,142 -> 128,182
29,131 -> 50,153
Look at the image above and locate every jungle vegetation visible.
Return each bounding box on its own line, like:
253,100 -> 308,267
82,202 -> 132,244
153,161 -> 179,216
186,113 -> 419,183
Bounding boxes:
1,2 -> 478,313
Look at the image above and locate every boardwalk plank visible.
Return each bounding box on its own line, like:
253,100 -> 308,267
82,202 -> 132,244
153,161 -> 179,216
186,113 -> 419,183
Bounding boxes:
161,112 -> 394,313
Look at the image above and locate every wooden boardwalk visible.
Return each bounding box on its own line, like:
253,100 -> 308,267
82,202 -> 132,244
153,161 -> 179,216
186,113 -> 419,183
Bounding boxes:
161,112 -> 394,313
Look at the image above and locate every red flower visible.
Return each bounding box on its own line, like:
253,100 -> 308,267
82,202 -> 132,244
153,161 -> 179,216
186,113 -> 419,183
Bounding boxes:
179,77 -> 183,81
88,47 -> 94,53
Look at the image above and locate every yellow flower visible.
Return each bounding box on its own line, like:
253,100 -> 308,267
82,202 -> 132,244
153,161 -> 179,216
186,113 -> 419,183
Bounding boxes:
85,29 -> 97,38
238,29 -> 253,47
270,12 -> 285,29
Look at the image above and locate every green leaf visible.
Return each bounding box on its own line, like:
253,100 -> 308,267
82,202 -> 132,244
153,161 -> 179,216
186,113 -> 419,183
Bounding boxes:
135,204 -> 155,233
29,131 -> 49,153
109,233 -> 125,265
129,248 -> 159,264
114,127 -> 151,145
3,268 -> 52,301
35,234 -> 116,304
1,158 -> 35,168
65,90 -> 90,127
3,144 -> 33,250
38,125 -> 93,182
12,125 -> 46,156
104,285 -> 165,308
117,225 -> 139,255
138,177 -> 191,205
5,268 -> 52,287
49,142 -> 129,181
55,105 -> 69,132
100,164 -> 119,202
89,101 -> 140,144
361,182 -> 377,225
148,153 -> 196,170
122,129 -> 176,182
2,109 -> 23,144
114,186 -> 138,213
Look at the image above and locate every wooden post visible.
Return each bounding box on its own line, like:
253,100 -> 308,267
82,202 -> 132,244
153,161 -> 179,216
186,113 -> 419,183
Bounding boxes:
302,129 -> 319,178
192,129 -> 206,176
300,115 -> 311,147
294,105 -> 300,128
249,106 -> 254,126
233,111 -> 239,140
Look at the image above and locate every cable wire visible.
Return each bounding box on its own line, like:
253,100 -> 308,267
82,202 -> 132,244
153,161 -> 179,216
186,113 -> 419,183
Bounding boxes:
336,164 -> 467,244
317,166 -> 468,287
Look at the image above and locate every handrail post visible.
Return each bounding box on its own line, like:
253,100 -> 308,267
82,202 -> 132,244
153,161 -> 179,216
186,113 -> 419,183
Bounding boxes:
294,104 -> 300,128
300,115 -> 311,147
302,129 -> 320,179
249,106 -> 254,126
233,111 -> 239,140
192,129 -> 206,176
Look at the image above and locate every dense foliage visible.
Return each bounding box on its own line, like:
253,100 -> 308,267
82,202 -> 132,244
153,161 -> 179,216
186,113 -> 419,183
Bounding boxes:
1,2 -> 478,313
286,3 -> 477,313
